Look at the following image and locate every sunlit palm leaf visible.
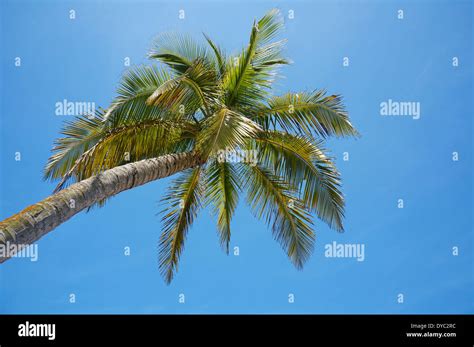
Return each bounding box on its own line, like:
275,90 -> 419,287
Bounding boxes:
241,163 -> 315,268
49,116 -> 196,191
148,32 -> 213,74
203,33 -> 226,77
196,107 -> 261,157
254,91 -> 359,138
73,119 -> 196,182
44,111 -> 106,182
223,9 -> 287,109
159,166 -> 203,283
206,160 -> 240,252
104,65 -> 172,126
251,131 -> 344,231
146,59 -> 219,119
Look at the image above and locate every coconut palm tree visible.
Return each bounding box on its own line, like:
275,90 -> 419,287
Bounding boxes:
0,9 -> 358,283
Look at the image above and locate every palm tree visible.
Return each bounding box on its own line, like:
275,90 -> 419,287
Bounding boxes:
0,9 -> 358,283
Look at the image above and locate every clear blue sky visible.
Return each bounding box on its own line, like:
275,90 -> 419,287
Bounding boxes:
0,0 -> 472,314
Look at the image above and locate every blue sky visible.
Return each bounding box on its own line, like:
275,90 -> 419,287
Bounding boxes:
0,0 -> 472,314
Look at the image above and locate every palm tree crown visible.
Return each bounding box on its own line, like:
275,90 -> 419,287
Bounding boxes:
44,9 -> 359,283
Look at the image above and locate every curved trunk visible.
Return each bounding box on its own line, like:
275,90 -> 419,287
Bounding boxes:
0,151 -> 203,263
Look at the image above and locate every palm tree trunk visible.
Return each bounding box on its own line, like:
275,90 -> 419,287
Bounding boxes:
0,151 -> 203,263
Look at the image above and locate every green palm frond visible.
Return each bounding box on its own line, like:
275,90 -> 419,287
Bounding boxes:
196,107 -> 261,158
72,119 -> 196,182
252,39 -> 289,72
252,8 -> 285,47
206,160 -> 241,252
241,163 -> 315,269
148,32 -> 213,74
146,59 -> 219,119
254,91 -> 359,138
251,131 -> 344,231
104,65 -> 173,127
44,111 -> 106,182
203,33 -> 226,77
159,166 -> 204,283
48,116 -> 196,191
145,74 -> 202,119
250,10 -> 289,72
223,9 -> 288,109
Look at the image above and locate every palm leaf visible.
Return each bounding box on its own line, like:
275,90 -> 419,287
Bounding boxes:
43,111 -> 106,182
223,9 -> 287,109
104,65 -> 172,127
159,166 -> 203,284
203,33 -> 226,77
241,164 -> 315,269
73,119 -> 196,182
49,117 -> 196,191
196,107 -> 261,158
251,131 -> 344,231
148,32 -> 213,74
146,59 -> 219,119
254,91 -> 359,139
206,160 -> 241,252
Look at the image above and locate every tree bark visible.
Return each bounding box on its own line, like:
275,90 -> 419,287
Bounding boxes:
0,151 -> 203,263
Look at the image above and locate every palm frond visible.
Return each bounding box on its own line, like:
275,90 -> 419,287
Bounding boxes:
203,33 -> 226,77
148,32 -> 212,74
44,111 -> 106,182
48,116 -> 196,191
72,119 -> 196,183
206,160 -> 240,252
223,9 -> 288,108
254,91 -> 359,139
146,59 -> 219,119
104,65 -> 172,127
241,163 -> 315,268
251,131 -> 344,231
196,107 -> 261,158
159,166 -> 203,284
